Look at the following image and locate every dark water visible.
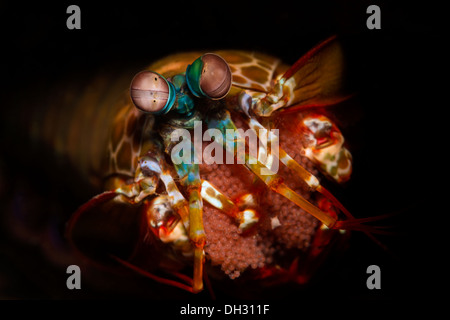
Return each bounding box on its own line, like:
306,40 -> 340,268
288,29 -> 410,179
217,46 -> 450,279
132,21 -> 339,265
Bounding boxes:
0,0 -> 443,313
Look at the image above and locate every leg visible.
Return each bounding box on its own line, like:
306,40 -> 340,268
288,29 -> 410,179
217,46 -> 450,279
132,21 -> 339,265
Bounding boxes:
239,108 -> 354,219
115,130 -> 206,293
162,126 -> 206,293
238,101 -> 390,239
66,182 -> 203,294
207,111 -> 337,228
173,160 -> 205,293
111,144 -> 191,234
112,256 -> 196,293
201,179 -> 259,231
252,35 -> 351,117
138,145 -> 190,230
208,111 -> 388,233
67,146 -> 202,293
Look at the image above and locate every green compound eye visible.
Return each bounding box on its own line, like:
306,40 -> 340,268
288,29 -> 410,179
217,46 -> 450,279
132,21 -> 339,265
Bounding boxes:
186,53 -> 232,100
130,71 -> 176,115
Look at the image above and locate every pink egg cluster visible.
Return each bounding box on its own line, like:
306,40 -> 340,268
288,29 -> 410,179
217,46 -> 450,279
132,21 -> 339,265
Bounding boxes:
199,116 -> 320,279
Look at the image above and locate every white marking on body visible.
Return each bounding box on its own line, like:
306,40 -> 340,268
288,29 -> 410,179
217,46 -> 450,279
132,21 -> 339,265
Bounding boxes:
141,158 -> 161,174
160,172 -> 185,204
239,209 -> 258,230
270,216 -> 282,229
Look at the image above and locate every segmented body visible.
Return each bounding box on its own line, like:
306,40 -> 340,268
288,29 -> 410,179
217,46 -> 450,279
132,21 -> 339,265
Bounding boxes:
18,44 -> 358,293
103,51 -> 288,186
85,50 -> 346,283
25,50 -> 347,194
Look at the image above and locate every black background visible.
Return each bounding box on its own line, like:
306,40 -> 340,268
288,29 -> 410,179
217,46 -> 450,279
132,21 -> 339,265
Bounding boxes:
0,0 -> 444,314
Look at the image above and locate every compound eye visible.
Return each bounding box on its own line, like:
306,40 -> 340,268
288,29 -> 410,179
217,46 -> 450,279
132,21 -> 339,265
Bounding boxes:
130,71 -> 175,115
200,53 -> 232,99
186,53 -> 232,100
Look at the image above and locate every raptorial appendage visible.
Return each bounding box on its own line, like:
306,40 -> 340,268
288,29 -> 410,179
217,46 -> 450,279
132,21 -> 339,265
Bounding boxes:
67,37 -> 389,295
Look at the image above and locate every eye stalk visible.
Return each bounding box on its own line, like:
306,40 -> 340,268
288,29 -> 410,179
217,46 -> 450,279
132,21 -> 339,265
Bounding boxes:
186,53 -> 232,100
130,71 -> 176,115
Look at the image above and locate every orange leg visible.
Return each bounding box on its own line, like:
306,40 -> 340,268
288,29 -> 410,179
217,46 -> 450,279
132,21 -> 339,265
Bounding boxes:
243,100 -> 355,219
200,179 -> 259,231
127,143 -> 205,292
187,187 -> 205,293
214,111 -> 390,236
172,143 -> 206,293
239,109 -> 392,245
114,256 -> 215,297
66,189 -> 207,294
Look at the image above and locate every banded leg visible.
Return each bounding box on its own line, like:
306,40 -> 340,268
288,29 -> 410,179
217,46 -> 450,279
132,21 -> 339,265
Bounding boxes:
208,111 -> 336,228
238,104 -> 390,244
237,103 -> 353,219
112,142 -> 191,233
68,140 -> 206,293
208,111 -> 387,233
66,191 -> 199,293
201,180 -> 259,231
162,126 -> 205,293
138,146 -> 190,230
174,160 -> 204,292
